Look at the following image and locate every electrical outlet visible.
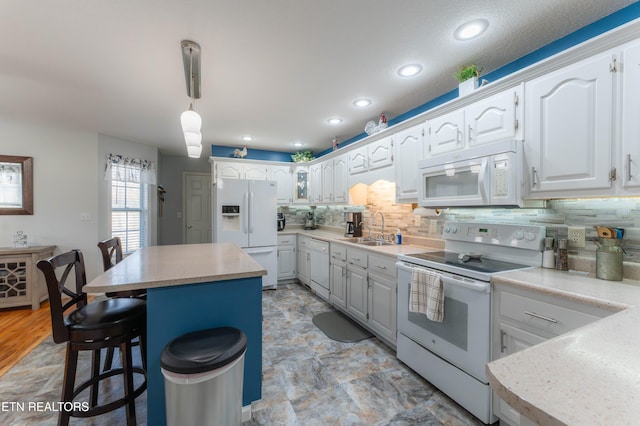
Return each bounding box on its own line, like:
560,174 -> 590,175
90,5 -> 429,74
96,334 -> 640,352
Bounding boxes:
568,226 -> 586,248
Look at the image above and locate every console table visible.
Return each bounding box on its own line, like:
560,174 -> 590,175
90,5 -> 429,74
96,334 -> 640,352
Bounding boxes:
0,246 -> 56,310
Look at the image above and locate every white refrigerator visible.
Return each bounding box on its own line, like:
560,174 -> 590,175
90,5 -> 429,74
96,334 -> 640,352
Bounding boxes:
212,179 -> 278,289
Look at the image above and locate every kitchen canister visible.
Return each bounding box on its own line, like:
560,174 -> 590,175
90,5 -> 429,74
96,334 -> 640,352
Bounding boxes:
596,238 -> 623,281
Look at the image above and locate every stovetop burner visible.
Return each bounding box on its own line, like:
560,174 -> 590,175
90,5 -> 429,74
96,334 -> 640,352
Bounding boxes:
404,251 -> 529,275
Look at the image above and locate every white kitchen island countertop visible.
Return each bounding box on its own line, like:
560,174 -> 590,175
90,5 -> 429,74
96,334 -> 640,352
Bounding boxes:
488,268 -> 640,425
84,242 -> 266,294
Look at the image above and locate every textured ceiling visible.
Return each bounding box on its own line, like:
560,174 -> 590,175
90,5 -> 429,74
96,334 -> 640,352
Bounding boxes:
0,0 -> 635,156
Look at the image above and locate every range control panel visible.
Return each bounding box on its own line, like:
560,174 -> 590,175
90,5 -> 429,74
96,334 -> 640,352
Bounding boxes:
443,221 -> 546,250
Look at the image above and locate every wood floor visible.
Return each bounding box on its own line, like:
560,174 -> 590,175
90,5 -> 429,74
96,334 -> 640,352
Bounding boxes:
0,301 -> 52,378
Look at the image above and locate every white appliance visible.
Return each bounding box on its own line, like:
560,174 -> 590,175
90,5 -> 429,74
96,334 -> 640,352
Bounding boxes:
417,139 -> 523,207
309,239 -> 329,300
213,179 -> 278,289
396,221 -> 545,424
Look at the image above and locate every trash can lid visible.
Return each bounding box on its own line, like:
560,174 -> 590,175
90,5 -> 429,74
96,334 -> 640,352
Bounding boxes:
160,327 -> 247,374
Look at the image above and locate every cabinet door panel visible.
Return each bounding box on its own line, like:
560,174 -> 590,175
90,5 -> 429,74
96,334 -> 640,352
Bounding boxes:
292,166 -> 310,204
272,165 -> 292,205
322,161 -> 334,203
349,147 -> 368,175
333,155 -> 348,203
368,272 -> 396,343
368,137 -> 393,170
427,109 -> 464,156
244,165 -> 268,180
330,261 -> 347,309
525,53 -> 613,193
216,162 -> 244,180
394,123 -> 425,202
467,87 -> 521,146
347,267 -> 368,323
621,41 -> 640,191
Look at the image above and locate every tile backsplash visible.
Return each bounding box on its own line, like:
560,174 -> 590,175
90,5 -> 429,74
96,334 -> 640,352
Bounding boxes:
279,181 -> 640,265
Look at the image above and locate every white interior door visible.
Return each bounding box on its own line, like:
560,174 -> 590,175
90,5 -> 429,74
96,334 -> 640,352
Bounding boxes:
184,173 -> 211,244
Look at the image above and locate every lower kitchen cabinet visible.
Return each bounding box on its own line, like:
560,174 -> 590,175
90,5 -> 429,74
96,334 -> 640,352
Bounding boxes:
329,243 -> 348,309
491,283 -> 613,425
277,234 -> 296,281
297,235 -> 311,286
367,254 -> 397,345
346,254 -> 368,323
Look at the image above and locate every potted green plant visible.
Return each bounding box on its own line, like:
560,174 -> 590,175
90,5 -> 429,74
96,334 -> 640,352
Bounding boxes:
291,150 -> 314,163
454,64 -> 482,96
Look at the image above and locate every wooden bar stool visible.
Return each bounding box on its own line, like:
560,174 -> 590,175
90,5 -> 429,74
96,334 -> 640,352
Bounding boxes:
98,237 -> 146,371
37,249 -> 147,426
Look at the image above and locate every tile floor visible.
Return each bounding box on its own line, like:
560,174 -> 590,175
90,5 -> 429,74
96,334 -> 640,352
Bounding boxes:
0,282 -> 484,425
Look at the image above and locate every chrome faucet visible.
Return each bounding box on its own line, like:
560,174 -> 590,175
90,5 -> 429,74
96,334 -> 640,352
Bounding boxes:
372,211 -> 385,239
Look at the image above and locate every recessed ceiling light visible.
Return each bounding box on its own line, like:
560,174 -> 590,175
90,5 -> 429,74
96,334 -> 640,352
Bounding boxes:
293,142 -> 304,147
353,98 -> 372,108
454,19 -> 489,40
241,135 -> 253,141
327,117 -> 343,125
397,64 -> 422,77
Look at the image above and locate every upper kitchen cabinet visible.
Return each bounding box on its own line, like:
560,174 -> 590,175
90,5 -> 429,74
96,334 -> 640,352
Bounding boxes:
394,122 -> 426,202
466,84 -> 523,146
524,51 -> 615,197
292,165 -> 310,204
212,159 -> 269,182
309,163 -> 322,204
426,109 -> 464,156
426,85 -> 523,157
621,40 -> 640,192
271,164 -> 292,205
322,154 -> 348,204
348,135 -> 394,186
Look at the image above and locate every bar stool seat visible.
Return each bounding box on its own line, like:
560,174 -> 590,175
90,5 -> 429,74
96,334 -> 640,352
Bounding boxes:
38,249 -> 147,426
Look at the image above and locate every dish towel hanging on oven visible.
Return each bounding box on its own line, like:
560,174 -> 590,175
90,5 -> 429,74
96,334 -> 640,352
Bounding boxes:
409,267 -> 444,322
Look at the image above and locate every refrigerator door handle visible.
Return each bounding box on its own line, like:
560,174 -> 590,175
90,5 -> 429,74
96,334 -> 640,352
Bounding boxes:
249,191 -> 254,234
243,192 -> 249,234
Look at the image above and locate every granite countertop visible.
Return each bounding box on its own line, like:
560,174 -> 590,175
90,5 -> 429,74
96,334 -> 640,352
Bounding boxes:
84,243 -> 266,294
488,268 -> 640,425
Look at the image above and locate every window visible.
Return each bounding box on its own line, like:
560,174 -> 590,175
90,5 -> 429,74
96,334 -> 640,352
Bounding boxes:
105,154 -> 156,255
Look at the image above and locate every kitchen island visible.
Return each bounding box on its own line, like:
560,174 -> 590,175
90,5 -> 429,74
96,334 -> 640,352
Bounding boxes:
84,243 -> 266,426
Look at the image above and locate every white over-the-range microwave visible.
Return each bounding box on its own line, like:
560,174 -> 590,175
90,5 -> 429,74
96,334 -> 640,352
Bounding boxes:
418,139 -> 524,207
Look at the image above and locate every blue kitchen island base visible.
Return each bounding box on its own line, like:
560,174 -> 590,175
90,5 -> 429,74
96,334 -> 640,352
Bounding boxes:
146,277 -> 262,426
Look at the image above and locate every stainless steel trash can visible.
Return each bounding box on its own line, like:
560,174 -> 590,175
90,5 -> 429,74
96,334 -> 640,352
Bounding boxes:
161,327 -> 247,426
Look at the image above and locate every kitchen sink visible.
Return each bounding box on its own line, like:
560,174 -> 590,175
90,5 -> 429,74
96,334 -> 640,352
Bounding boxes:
338,238 -> 394,246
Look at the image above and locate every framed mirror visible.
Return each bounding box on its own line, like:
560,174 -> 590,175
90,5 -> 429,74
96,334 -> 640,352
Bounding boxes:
0,155 -> 33,215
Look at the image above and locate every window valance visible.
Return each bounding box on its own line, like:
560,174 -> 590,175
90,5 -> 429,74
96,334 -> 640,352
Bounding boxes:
104,154 -> 157,185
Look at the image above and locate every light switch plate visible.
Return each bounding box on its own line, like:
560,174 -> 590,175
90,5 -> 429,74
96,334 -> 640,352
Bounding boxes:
568,226 -> 586,248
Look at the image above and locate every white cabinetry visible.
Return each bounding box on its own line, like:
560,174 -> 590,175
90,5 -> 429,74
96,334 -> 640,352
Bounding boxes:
322,154 -> 348,203
213,160 -> 269,181
277,234 -> 296,281
271,165 -> 292,205
426,85 -> 523,157
346,247 -> 368,324
492,284 -> 612,425
394,123 -> 426,202
329,243 -> 347,309
524,51 -> 615,197
309,163 -> 322,204
621,40 -> 640,192
297,235 -> 311,285
367,254 -> 397,345
348,136 -> 394,186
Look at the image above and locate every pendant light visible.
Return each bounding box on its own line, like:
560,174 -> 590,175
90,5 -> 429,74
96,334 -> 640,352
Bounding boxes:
181,40 -> 202,157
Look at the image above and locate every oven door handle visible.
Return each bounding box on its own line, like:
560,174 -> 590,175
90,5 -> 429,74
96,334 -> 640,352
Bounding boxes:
397,262 -> 490,293
441,275 -> 490,293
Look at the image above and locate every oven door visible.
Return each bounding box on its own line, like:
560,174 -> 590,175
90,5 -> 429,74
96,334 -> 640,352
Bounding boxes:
396,261 -> 491,382
418,156 -> 489,207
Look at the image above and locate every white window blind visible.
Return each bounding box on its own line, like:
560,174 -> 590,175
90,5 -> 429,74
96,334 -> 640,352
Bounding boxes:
106,154 -> 156,254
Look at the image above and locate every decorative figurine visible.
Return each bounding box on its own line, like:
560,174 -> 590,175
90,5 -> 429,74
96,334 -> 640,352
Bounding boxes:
332,137 -> 339,151
233,146 -> 248,158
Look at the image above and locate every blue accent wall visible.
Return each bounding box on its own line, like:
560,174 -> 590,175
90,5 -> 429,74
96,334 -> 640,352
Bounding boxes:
211,145 -> 292,162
